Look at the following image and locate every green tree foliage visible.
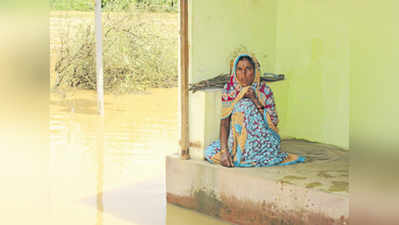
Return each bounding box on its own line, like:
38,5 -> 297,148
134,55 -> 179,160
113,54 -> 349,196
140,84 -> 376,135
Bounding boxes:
50,0 -> 94,11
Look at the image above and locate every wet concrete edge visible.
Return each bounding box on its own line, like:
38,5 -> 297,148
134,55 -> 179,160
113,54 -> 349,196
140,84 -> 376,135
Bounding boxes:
167,191 -> 348,225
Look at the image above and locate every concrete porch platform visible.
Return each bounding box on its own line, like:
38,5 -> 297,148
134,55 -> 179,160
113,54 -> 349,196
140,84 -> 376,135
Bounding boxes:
166,139 -> 349,225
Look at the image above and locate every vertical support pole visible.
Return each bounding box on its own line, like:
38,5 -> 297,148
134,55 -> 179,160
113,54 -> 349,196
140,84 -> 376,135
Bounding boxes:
95,2 -> 104,225
180,0 -> 190,160
95,0 -> 104,116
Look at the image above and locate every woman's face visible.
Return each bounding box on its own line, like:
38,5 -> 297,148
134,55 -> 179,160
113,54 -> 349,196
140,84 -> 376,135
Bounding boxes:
236,59 -> 254,87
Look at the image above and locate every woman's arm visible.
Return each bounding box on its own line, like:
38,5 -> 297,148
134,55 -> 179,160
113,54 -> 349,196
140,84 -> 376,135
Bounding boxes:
245,85 -> 279,127
244,88 -> 264,114
264,86 -> 279,127
219,116 -> 233,167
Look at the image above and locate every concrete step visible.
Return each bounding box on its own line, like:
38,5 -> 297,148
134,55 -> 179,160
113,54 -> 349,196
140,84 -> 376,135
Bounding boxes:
166,139 -> 349,225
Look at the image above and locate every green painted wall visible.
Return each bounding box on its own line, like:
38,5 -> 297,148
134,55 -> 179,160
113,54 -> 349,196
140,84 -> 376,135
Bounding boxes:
349,0 -> 399,153
273,0 -> 350,149
189,0 -> 277,83
189,0 -> 399,150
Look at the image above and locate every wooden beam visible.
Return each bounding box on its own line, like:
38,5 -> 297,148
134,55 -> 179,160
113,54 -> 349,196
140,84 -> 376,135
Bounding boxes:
180,0 -> 190,160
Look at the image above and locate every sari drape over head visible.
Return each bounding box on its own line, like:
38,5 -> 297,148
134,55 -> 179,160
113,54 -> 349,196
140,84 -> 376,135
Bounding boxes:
205,54 -> 305,167
221,54 -> 278,133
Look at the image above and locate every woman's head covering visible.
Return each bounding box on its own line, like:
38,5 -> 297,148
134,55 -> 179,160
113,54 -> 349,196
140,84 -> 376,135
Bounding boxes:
228,54 -> 261,91
221,54 -> 262,118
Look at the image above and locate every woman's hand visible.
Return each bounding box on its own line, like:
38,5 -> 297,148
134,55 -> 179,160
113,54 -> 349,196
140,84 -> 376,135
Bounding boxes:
258,108 -> 264,115
243,88 -> 257,100
244,88 -> 264,112
219,117 -> 231,167
220,149 -> 234,167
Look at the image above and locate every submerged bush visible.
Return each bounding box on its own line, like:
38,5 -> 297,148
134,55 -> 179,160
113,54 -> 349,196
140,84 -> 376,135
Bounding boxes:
53,11 -> 178,93
50,0 -> 178,12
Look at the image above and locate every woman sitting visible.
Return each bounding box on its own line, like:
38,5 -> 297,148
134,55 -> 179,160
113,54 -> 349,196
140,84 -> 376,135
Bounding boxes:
205,54 -> 305,167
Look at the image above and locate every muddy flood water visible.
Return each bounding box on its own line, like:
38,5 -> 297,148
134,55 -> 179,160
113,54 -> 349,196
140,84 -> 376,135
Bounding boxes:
49,87 -> 231,225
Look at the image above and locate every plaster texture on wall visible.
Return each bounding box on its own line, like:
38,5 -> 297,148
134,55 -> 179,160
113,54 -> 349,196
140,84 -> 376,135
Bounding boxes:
189,0 -> 277,83
188,0 -> 351,149
274,0 -> 350,149
189,88 -> 223,159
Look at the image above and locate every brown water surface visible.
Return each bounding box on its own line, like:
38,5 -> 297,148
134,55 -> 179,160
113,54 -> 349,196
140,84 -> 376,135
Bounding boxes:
49,88 -> 230,225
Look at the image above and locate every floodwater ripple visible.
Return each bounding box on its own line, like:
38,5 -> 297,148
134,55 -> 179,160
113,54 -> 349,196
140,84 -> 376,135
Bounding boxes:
50,88 -> 229,225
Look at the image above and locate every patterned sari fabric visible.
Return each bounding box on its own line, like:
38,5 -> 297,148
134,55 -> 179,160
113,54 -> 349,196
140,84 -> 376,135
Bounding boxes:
204,54 -> 305,167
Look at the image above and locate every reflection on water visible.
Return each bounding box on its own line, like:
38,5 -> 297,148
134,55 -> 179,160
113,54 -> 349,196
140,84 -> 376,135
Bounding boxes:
167,204 -> 233,225
50,88 -> 230,225
96,116 -> 104,225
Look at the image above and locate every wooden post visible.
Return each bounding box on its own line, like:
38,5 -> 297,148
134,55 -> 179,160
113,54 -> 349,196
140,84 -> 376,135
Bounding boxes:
95,0 -> 104,116
180,0 -> 190,160
95,2 -> 105,225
